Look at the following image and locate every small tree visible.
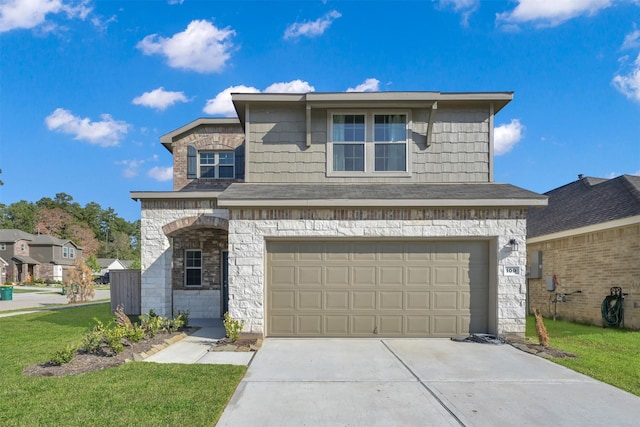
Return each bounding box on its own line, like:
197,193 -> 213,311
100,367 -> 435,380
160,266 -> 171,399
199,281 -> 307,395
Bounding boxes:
85,254 -> 101,274
66,260 -> 96,303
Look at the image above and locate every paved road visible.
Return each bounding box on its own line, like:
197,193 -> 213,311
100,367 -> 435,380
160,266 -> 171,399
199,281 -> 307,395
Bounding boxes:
0,286 -> 110,315
217,338 -> 640,427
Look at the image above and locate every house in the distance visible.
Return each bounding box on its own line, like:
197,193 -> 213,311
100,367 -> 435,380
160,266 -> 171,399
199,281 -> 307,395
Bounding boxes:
132,91 -> 547,338
527,174 -> 640,329
97,258 -> 133,276
0,229 -> 83,283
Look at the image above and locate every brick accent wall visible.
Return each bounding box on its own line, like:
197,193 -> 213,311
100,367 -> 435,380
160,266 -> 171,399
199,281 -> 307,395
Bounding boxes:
527,223 -> 640,329
171,229 -> 227,291
172,125 -> 244,190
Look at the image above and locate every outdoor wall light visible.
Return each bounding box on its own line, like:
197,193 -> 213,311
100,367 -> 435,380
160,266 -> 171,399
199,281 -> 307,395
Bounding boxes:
509,238 -> 519,252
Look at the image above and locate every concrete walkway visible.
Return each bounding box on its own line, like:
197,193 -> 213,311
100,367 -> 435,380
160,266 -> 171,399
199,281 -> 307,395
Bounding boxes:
143,318 -> 255,366
217,338 -> 640,427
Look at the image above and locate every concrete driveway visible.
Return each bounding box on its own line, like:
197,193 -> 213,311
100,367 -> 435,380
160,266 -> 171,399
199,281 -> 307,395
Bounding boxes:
217,338 -> 640,427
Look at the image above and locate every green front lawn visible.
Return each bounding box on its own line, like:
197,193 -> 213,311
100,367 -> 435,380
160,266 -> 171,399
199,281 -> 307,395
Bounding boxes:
526,316 -> 640,396
0,304 -> 246,426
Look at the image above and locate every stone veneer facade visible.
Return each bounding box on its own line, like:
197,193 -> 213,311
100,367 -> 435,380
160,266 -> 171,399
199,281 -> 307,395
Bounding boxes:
227,207 -> 528,337
140,198 -> 228,318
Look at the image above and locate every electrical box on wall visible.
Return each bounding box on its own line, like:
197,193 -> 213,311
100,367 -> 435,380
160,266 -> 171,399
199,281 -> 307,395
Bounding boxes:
546,276 -> 556,291
529,251 -> 543,279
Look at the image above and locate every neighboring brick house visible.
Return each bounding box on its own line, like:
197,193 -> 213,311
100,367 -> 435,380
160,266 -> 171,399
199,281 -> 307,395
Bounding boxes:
526,174 -> 640,329
132,91 -> 547,338
0,229 -> 83,283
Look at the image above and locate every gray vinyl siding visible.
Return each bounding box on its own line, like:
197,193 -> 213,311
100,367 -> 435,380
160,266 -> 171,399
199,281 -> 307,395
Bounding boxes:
246,105 -> 491,184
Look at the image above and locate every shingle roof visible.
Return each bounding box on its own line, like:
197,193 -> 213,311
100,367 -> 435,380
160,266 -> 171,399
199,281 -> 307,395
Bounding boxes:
31,234 -> 68,246
0,229 -> 34,242
527,175 -> 640,238
218,183 -> 547,207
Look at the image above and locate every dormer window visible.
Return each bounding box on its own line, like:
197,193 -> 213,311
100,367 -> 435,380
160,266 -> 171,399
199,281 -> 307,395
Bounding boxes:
328,111 -> 409,176
62,247 -> 68,258
200,152 -> 235,179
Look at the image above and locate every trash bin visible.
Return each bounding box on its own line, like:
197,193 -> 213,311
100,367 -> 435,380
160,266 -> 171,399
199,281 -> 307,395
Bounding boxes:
0,285 -> 13,301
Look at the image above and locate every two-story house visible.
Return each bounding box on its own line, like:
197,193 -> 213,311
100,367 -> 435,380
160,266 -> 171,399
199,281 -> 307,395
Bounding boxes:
0,229 -> 83,283
132,91 -> 547,338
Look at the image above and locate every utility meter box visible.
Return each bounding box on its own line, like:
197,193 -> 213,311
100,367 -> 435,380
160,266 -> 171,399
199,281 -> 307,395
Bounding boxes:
529,251 -> 543,279
546,276 -> 556,292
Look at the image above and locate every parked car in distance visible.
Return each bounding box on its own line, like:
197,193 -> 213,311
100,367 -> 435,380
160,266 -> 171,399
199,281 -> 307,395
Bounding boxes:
94,272 -> 110,284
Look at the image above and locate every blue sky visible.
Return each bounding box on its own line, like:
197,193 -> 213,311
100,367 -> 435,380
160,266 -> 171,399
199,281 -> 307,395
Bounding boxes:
1,0 -> 639,222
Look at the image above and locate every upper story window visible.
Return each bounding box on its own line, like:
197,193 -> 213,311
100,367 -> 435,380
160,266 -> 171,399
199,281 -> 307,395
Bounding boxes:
0,243 -> 5,251
69,248 -> 75,259
62,247 -> 68,258
200,152 -> 235,179
329,111 -> 408,175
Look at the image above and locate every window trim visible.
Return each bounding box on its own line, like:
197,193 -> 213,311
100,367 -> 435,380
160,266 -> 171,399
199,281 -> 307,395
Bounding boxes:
326,110 -> 412,177
0,243 -> 5,251
69,248 -> 75,259
62,247 -> 68,258
199,151 -> 235,179
185,249 -> 203,288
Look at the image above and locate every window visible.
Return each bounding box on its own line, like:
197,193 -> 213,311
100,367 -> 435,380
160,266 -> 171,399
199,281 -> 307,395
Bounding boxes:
185,250 -> 202,287
329,112 -> 408,174
0,243 -> 5,251
62,247 -> 68,258
69,248 -> 75,259
200,152 -> 235,179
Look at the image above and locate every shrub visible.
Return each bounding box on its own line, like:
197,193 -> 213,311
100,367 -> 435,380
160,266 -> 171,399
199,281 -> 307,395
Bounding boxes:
223,312 -> 244,342
49,345 -> 77,366
81,329 -> 104,354
104,326 -> 126,354
141,311 -> 165,338
126,324 -> 145,343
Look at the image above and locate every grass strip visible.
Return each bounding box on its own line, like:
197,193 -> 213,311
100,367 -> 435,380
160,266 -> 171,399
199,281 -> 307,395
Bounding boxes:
526,315 -> 640,396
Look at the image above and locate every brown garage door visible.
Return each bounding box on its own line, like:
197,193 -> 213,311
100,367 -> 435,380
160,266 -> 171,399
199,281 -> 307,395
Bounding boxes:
266,240 -> 489,337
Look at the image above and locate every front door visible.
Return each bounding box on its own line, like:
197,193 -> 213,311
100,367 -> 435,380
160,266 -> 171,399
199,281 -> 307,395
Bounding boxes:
222,251 -> 229,317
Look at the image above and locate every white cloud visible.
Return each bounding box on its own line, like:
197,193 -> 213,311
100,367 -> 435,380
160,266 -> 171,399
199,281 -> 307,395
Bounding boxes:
203,80 -> 315,116
494,119 -> 524,155
612,53 -> 640,103
167,0 -> 184,4
0,0 -> 91,32
148,166 -> 173,181
116,159 -> 144,178
436,0 -> 479,24
203,85 -> 260,116
45,108 -> 129,147
137,19 -> 235,73
284,10 -> 341,39
346,78 -> 380,92
622,29 -> 640,50
496,0 -> 612,27
132,87 -> 188,111
265,79 -> 315,93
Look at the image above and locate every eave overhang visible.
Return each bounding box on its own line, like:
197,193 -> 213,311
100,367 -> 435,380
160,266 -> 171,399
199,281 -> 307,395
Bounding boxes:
130,191 -> 222,201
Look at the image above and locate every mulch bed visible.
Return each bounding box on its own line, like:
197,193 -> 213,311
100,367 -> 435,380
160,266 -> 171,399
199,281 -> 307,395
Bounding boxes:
23,330 -> 190,378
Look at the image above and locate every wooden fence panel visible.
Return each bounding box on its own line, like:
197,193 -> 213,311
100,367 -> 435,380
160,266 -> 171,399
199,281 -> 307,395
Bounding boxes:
110,269 -> 141,315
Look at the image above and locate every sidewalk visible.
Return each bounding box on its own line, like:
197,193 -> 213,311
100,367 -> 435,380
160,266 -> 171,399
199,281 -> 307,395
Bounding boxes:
0,287 -> 111,317
143,318 -> 255,366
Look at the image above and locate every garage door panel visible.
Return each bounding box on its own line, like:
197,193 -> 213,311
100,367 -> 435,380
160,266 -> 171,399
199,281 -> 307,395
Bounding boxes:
267,240 -> 489,337
298,290 -> 322,310
271,290 -> 295,310
352,315 -> 376,334
352,291 -> 376,309
271,266 -> 295,285
433,291 -> 458,310
299,266 -> 323,286
325,315 -> 349,334
325,290 -> 349,310
379,316 -> 403,334
433,266 -> 458,286
407,266 -> 430,285
270,315 -> 295,335
406,291 -> 430,310
432,316 -> 458,335
380,291 -> 403,310
326,266 -> 350,286
298,315 -> 322,335
379,266 -> 404,286
406,316 -> 430,334
352,266 -> 376,286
